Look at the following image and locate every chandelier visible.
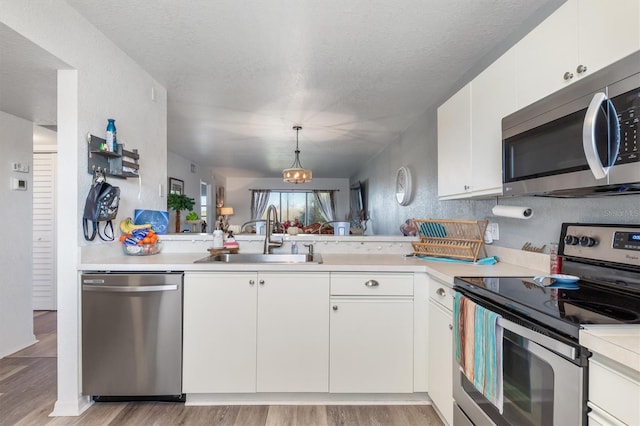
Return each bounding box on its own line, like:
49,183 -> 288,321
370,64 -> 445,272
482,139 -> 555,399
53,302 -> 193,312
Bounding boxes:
283,125 -> 312,184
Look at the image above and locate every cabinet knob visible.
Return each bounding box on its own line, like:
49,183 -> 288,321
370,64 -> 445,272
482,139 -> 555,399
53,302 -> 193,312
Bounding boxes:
259,280 -> 265,285
249,280 -> 255,285
436,288 -> 446,297
364,280 -> 379,287
563,71 -> 574,81
333,305 -> 338,311
576,64 -> 587,74
449,324 -> 453,330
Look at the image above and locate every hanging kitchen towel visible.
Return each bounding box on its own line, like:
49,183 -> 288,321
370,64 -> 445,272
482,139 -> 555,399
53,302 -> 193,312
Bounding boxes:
454,292 -> 504,414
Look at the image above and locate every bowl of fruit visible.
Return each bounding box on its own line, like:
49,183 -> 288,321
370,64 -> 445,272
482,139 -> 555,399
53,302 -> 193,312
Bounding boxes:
119,217 -> 161,256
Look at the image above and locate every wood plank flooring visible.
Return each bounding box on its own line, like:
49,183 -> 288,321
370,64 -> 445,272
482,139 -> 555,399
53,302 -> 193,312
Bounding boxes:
0,312 -> 443,426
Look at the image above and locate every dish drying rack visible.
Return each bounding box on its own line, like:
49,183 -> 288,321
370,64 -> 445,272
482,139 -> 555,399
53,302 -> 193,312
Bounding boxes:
411,219 -> 488,262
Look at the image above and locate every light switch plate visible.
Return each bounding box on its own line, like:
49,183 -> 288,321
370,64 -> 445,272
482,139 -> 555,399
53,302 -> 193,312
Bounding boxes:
12,162 -> 29,173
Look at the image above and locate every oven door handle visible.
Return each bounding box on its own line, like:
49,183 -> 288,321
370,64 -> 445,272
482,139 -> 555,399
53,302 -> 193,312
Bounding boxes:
582,92 -> 620,180
497,316 -> 577,361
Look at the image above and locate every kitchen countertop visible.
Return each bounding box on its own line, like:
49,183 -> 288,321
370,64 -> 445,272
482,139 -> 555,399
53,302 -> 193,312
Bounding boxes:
79,251 -> 547,284
580,325 -> 640,372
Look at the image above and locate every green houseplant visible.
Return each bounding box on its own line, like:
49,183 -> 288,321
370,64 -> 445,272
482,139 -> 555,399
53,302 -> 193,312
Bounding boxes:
167,193 -> 195,233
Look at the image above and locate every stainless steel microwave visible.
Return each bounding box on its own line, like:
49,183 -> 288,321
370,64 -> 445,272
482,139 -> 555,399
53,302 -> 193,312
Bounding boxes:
502,51 -> 639,197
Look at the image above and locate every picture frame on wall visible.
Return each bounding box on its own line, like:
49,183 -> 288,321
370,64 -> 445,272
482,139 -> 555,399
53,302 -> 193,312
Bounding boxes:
169,177 -> 184,195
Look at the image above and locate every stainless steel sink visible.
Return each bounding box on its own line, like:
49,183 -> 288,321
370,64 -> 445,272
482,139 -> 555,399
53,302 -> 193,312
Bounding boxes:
194,252 -> 322,264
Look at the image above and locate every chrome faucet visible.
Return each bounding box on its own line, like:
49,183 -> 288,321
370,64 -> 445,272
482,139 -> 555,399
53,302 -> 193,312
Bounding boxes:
263,205 -> 283,254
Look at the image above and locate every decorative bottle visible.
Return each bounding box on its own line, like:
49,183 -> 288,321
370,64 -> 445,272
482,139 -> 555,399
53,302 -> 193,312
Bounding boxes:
106,119 -> 117,152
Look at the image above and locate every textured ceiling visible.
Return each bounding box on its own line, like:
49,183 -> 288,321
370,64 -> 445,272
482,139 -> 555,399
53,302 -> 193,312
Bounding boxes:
3,1 -> 564,178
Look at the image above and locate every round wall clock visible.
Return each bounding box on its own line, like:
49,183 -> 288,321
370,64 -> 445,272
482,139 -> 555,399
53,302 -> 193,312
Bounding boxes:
395,166 -> 412,206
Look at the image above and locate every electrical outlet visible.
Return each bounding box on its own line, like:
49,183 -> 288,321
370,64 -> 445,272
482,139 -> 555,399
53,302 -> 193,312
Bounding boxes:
487,223 -> 499,241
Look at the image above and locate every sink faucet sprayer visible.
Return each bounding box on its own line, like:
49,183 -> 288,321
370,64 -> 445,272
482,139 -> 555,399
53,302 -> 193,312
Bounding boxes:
263,205 -> 283,254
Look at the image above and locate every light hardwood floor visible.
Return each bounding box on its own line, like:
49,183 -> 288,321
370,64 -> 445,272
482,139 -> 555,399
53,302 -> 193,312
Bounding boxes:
0,312 -> 443,426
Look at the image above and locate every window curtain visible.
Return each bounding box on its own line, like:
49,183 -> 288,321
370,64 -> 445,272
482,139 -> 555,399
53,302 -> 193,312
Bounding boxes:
313,190 -> 336,222
250,190 -> 271,220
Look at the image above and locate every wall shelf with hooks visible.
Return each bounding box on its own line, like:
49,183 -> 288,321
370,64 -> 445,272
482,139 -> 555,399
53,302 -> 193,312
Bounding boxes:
87,133 -> 139,178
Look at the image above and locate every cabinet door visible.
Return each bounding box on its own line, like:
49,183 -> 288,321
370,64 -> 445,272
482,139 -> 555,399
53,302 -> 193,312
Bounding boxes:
330,299 -> 413,393
437,83 -> 472,199
182,272 -> 257,393
516,0 -> 578,108
577,0 -> 640,78
470,47 -> 518,198
256,272 -> 330,392
428,300 -> 454,425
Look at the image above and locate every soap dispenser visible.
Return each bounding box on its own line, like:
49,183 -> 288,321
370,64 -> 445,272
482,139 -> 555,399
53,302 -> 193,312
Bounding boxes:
291,241 -> 298,254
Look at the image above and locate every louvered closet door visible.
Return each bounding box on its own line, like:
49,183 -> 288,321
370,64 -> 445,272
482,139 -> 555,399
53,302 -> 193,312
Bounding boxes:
32,152 -> 57,310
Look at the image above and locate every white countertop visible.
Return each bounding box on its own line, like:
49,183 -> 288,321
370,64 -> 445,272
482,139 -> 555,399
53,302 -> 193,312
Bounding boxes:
79,250 -> 546,284
580,325 -> 640,372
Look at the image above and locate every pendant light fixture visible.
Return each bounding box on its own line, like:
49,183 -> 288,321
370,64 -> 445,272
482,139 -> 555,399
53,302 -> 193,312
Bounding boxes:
283,125 -> 312,184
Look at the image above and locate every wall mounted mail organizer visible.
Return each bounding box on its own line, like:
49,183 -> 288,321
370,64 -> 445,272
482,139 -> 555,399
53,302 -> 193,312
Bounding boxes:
87,133 -> 140,178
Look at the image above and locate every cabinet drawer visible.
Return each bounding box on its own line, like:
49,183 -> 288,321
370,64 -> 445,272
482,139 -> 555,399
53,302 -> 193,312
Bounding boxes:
330,273 -> 413,296
589,357 -> 640,426
429,279 -> 454,312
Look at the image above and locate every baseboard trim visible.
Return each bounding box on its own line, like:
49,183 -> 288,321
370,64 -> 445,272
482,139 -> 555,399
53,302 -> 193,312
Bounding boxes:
186,392 -> 430,406
49,395 -> 92,417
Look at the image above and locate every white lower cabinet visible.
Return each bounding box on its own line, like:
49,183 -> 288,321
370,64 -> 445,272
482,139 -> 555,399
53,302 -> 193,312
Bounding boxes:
588,355 -> 640,426
427,278 -> 454,425
329,272 -> 414,393
182,271 -> 329,393
183,272 -> 257,393
256,272 -> 329,392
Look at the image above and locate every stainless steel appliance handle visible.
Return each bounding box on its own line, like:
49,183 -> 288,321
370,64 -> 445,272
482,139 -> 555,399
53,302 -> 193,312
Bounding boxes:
497,316 -> 576,360
582,92 -> 620,180
83,284 -> 179,292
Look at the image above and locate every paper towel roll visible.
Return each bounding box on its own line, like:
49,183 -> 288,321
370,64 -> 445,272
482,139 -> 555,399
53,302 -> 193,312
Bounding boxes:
491,205 -> 534,219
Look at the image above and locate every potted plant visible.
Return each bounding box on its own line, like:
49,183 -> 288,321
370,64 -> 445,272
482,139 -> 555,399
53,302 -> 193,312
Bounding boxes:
167,193 -> 195,233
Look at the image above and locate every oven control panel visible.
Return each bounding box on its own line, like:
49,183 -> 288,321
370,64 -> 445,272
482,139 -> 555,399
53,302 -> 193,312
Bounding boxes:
613,231 -> 640,251
561,224 -> 640,266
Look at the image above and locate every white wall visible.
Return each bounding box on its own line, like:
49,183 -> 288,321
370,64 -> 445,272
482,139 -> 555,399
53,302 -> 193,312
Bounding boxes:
224,177 -> 351,227
167,150 -> 215,232
0,0 -> 168,415
0,111 -> 35,358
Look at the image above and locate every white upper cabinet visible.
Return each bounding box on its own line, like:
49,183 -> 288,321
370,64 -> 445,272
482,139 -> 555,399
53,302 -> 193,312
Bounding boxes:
515,0 -> 578,108
438,48 -> 517,200
437,83 -> 472,199
578,0 -> 640,76
470,47 -> 518,198
516,0 -> 640,108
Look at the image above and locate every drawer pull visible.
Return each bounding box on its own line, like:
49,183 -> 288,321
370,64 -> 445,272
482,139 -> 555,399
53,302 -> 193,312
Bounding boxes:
364,280 -> 379,287
436,288 -> 446,297
449,324 -> 453,330
333,305 -> 338,311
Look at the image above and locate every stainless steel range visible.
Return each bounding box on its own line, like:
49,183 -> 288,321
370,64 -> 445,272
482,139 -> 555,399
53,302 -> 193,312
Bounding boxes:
452,223 -> 640,426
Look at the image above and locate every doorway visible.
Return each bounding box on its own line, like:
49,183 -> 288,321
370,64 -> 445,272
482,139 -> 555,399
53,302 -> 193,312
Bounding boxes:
32,149 -> 57,310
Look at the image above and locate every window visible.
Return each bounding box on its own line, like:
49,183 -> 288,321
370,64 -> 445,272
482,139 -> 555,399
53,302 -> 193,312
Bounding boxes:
260,191 -> 325,226
200,181 -> 208,222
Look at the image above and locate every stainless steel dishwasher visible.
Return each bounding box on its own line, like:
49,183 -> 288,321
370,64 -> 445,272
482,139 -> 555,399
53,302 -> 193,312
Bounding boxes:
81,272 -> 183,400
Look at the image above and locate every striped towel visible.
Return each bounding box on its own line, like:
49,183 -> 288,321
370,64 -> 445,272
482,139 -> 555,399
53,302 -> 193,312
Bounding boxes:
454,292 -> 504,413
